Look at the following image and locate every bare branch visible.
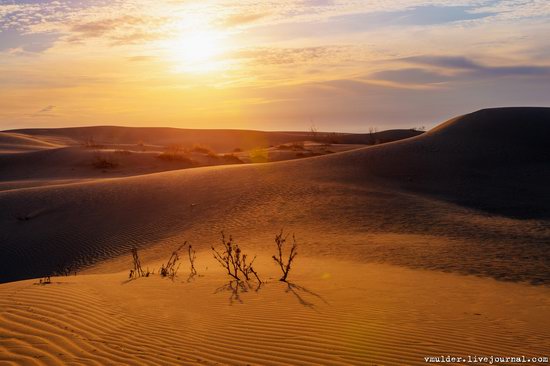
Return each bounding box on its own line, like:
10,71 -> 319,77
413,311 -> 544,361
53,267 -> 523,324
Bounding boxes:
272,229 -> 298,282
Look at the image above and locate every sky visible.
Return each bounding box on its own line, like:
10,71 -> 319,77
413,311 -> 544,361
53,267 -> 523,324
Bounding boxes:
1,0 -> 550,132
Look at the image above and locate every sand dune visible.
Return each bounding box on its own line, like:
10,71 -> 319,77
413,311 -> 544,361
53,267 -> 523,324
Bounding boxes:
316,107 -> 550,218
0,127 -> 409,191
0,132 -> 60,154
0,107 -> 548,285
7,126 -> 421,152
1,258 -> 549,365
0,107 -> 549,364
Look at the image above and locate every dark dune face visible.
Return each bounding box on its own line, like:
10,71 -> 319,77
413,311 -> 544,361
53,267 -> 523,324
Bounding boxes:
320,107 -> 550,219
0,107 -> 549,285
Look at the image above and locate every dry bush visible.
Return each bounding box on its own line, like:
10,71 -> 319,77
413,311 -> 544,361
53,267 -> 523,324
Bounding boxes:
191,144 -> 215,155
160,243 -> 187,279
220,154 -> 244,164
129,247 -> 148,279
38,276 -> 51,285
212,232 -> 261,283
272,230 -> 298,282
368,126 -> 379,145
188,244 -> 197,275
82,136 -> 103,148
290,142 -> 305,150
157,144 -> 193,162
157,151 -> 194,163
92,153 -> 118,169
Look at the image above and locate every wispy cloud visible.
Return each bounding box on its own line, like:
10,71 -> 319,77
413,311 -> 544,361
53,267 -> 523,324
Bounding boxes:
2,0 -> 550,130
404,55 -> 550,77
26,105 -> 56,118
221,12 -> 270,28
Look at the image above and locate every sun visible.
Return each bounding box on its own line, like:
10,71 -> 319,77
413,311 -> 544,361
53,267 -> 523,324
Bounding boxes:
178,31 -> 221,63
168,29 -> 230,73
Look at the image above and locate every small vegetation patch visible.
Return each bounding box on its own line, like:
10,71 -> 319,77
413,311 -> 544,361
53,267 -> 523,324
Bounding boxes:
92,154 -> 118,169
160,243 -> 187,279
190,144 -> 215,155
157,145 -> 193,163
212,232 -> 261,283
221,154 -> 244,164
129,247 -> 150,279
272,230 -> 298,282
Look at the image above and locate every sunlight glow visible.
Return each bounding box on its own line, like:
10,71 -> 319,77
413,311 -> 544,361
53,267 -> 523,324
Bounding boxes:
166,27 -> 231,74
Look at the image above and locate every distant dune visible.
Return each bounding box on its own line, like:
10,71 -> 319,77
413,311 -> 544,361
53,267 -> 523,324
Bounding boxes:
0,132 -> 60,153
6,126 -> 422,152
0,126 -> 419,189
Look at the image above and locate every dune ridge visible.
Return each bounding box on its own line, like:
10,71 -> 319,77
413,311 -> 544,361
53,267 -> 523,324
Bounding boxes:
5,126 -> 421,152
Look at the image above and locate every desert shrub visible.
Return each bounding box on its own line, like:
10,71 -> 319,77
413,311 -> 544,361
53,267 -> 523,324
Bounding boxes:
82,136 -> 103,148
129,247 -> 149,279
324,132 -> 341,144
368,126 -> 378,145
190,144 -> 215,155
221,154 -> 244,164
157,145 -> 194,163
212,232 -> 261,283
272,230 -> 298,282
38,276 -> 51,285
188,244 -> 197,275
160,243 -> 187,279
92,154 -> 118,169
157,151 -> 194,163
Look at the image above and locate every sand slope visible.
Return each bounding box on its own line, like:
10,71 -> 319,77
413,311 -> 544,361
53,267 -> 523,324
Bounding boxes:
0,107 -> 549,365
1,258 -> 549,366
0,133 -> 60,154
0,108 -> 549,285
317,107 -> 550,218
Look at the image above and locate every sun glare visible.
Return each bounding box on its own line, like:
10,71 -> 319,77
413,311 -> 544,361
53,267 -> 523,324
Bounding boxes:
167,28 -> 230,74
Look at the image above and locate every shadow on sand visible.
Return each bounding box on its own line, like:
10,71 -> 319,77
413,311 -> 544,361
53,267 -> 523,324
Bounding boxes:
213,280 -> 328,308
214,280 -> 262,305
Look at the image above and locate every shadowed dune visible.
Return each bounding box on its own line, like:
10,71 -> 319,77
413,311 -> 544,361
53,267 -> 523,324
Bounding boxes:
0,132 -> 60,153
319,107 -> 550,218
0,108 -> 549,284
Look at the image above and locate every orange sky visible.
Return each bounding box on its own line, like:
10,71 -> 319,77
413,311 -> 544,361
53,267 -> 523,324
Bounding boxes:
1,0 -> 550,132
